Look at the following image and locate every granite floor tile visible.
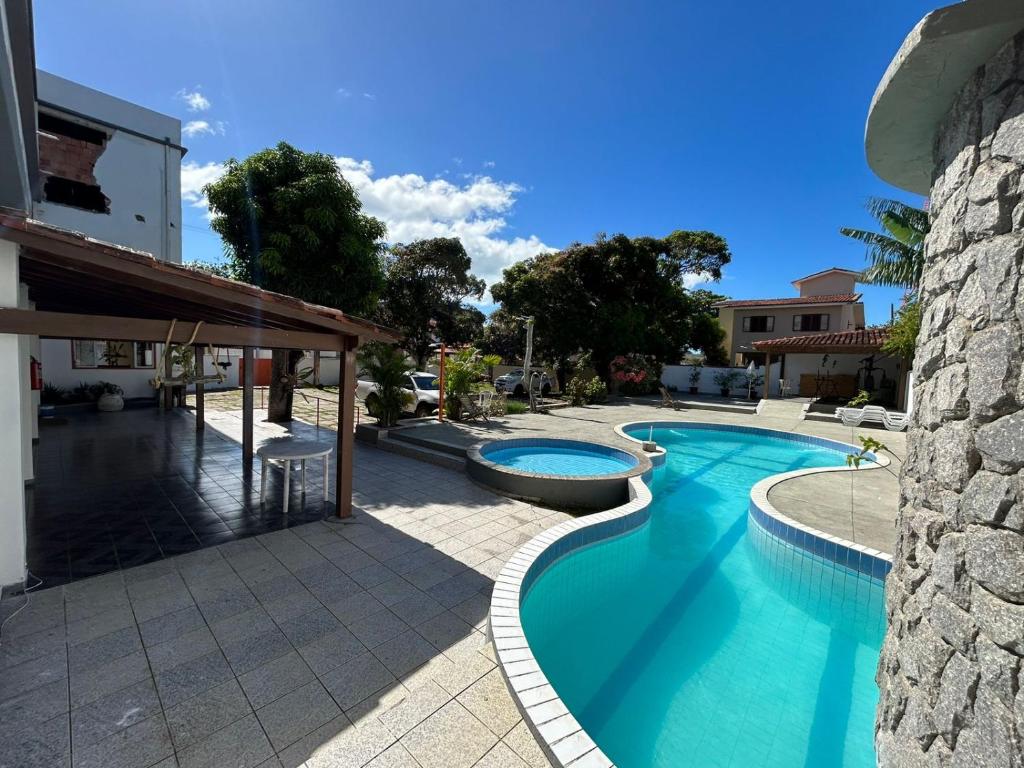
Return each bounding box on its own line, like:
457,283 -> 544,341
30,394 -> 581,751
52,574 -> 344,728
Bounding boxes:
376,679 -> 451,740
363,742 -> 420,768
1,651 -> 69,702
69,650 -> 151,710
70,678 -> 161,750
255,680 -> 341,752
456,669 -> 522,738
71,712 -> 173,768
278,607 -> 342,648
68,626 -> 142,674
165,679 -> 252,750
320,651 -> 397,710
220,628 -> 293,676
348,609 -> 409,650
277,714 -> 394,768
0,677 -> 70,736
502,722 -> 553,768
296,627 -> 367,676
372,630 -> 439,679
154,650 -> 233,709
0,711 -> 70,768
137,605 -> 206,648
145,627 -> 219,674
415,611 -> 475,654
475,741 -> 531,768
324,590 -> 386,625
236,651 -> 315,710
401,700 -> 497,768
176,713 -> 273,768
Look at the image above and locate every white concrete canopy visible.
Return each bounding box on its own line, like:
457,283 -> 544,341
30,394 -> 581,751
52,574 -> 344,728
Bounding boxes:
865,0 -> 1024,194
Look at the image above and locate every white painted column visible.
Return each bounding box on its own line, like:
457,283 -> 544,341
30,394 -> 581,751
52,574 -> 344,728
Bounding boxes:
0,240 -> 27,587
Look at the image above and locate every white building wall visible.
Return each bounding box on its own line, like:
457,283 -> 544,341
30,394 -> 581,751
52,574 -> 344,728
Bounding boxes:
33,71 -> 183,263
0,240 -> 27,587
662,363 -> 782,397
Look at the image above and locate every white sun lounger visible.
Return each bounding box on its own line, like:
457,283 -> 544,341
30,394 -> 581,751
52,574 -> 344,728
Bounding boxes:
834,404 -> 909,431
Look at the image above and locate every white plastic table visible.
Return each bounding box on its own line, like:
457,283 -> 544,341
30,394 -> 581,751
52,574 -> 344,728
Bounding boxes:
257,439 -> 333,513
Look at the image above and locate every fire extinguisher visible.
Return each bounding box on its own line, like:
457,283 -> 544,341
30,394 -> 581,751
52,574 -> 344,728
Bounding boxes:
30,356 -> 42,390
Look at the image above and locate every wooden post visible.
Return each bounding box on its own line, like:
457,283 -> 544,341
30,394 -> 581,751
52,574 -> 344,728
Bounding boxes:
764,352 -> 773,399
194,344 -> 205,431
335,337 -> 357,518
242,346 -> 254,474
162,342 -> 173,410
312,350 -> 321,386
437,342 -> 446,422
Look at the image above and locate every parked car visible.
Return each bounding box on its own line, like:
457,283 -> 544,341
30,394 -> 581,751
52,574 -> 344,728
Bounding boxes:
355,371 -> 440,419
494,369 -> 552,397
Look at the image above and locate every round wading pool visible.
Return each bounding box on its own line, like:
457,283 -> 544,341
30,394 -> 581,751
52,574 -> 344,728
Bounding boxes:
466,438 -> 650,510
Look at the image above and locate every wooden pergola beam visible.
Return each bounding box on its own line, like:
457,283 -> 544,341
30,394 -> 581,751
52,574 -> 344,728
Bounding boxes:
0,308 -> 352,352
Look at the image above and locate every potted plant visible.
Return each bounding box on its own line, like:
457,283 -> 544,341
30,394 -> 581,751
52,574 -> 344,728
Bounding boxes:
687,365 -> 702,395
95,381 -> 125,412
713,370 -> 738,398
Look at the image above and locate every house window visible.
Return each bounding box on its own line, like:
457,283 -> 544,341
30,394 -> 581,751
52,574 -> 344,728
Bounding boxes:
742,315 -> 774,333
71,340 -> 155,369
793,314 -> 829,332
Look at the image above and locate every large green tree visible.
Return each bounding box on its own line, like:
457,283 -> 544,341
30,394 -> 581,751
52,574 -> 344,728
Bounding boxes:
376,238 -> 485,369
204,142 -> 386,421
489,231 -> 730,385
840,197 -> 928,292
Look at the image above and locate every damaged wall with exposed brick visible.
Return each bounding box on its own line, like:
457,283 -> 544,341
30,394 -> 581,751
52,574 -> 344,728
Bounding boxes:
875,30 -> 1024,767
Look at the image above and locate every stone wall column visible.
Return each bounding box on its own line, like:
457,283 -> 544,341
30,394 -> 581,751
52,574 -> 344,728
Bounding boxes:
876,32 -> 1024,768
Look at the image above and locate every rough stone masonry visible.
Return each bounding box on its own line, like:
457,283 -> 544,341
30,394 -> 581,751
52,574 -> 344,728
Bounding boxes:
875,30 -> 1024,768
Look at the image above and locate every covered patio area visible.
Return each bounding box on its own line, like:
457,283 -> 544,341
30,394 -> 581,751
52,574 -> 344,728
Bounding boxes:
0,211 -> 397,588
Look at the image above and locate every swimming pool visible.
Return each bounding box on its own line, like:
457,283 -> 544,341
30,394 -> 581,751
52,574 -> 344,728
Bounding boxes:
483,443 -> 637,476
517,425 -> 885,767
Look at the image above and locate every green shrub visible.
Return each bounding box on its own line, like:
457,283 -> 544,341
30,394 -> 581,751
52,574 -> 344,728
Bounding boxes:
584,376 -> 608,404
505,400 -> 528,415
847,390 -> 871,407
565,375 -> 607,405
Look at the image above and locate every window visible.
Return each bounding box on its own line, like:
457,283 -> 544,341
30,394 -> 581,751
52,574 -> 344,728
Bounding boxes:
71,340 -> 155,369
793,314 -> 829,332
741,315 -> 774,333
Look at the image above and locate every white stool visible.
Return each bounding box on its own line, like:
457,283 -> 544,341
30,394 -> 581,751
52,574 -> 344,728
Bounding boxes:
257,439 -> 333,514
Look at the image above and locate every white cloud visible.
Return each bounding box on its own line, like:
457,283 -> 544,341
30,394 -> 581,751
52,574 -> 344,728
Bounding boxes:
179,154 -> 553,294
336,87 -> 351,98
335,157 -> 553,295
181,161 -> 225,217
362,92 -> 376,100
177,88 -> 211,112
182,120 -> 226,138
482,160 -> 495,169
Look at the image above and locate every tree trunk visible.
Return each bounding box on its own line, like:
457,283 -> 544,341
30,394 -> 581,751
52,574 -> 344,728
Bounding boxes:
875,33 -> 1024,766
267,349 -> 303,422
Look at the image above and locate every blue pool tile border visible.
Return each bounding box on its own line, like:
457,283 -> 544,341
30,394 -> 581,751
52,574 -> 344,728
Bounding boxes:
490,420 -> 893,768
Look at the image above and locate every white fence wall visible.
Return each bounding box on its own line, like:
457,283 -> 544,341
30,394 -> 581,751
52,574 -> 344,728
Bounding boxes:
662,363 -> 782,397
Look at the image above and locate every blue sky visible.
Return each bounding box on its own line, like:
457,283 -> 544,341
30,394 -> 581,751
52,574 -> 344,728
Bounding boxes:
34,0 -> 936,324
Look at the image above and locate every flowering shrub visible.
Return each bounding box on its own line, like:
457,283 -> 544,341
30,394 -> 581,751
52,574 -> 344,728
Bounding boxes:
609,354 -> 662,396
566,375 -> 608,405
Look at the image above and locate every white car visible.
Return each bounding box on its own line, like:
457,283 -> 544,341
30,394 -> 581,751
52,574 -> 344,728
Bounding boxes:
355,371 -> 440,419
494,369 -> 552,397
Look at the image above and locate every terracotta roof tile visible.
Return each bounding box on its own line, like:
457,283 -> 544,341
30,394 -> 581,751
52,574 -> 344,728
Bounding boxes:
713,293 -> 861,309
752,328 -> 889,351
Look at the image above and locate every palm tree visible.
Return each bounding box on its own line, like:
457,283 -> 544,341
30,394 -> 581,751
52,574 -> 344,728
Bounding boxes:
840,197 -> 929,292
357,343 -> 413,427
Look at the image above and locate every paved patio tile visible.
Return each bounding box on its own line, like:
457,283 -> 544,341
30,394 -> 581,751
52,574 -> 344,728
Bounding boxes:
278,607 -> 342,647
70,649 -> 151,709
70,678 -> 161,750
388,592 -> 447,627
296,626 -> 367,676
476,741 -> 532,768
71,712 -> 173,768
320,651 -> 397,710
176,712 -> 274,768
371,630 -> 437,679
364,742 -> 420,768
221,628 -> 293,676
255,680 -> 341,752
0,677 -> 69,735
1,651 -> 68,702
68,626 -> 142,674
137,605 -> 206,648
348,608 -> 409,649
377,679 -> 451,739
154,650 -> 233,709
145,626 -> 219,673
237,650 -> 315,710
502,722 -> 553,768
0,711 -> 70,768
277,714 -> 394,768
0,624 -> 66,671
415,611 -> 476,654
349,563 -> 398,590
65,605 -> 135,646
324,590 -> 387,625
401,700 -> 497,768
165,678 -> 252,749
260,589 -> 322,624
457,669 -> 522,738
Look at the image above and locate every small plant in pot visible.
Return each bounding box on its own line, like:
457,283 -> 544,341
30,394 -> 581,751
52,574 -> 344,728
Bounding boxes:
712,370 -> 738,398
95,382 -> 125,412
687,364 -> 702,395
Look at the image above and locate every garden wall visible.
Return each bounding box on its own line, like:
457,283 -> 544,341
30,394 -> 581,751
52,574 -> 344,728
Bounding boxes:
661,362 -> 781,397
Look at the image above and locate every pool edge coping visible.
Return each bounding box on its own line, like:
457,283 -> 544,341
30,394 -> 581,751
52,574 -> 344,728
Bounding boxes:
490,420 -> 893,768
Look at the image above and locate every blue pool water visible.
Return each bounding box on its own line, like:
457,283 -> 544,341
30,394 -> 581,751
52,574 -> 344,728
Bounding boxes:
520,426 -> 885,768
483,445 -> 636,476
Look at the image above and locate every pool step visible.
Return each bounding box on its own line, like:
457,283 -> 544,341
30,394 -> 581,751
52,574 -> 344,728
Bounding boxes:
387,429 -> 469,458
377,436 -> 466,471
756,398 -> 809,421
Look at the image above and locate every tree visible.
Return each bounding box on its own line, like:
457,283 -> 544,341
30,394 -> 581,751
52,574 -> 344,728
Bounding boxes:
881,300 -> 921,361
357,343 -> 413,427
840,197 -> 928,292
489,231 -> 731,385
203,142 -> 386,421
376,238 -> 485,369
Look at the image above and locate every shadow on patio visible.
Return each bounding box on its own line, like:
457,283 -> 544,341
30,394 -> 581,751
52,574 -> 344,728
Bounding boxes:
4,406 -> 559,767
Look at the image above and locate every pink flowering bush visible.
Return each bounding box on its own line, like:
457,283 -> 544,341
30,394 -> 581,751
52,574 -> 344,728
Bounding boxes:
609,354 -> 662,395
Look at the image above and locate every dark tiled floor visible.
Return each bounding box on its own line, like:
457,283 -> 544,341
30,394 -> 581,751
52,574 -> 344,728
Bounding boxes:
29,408 -> 339,586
